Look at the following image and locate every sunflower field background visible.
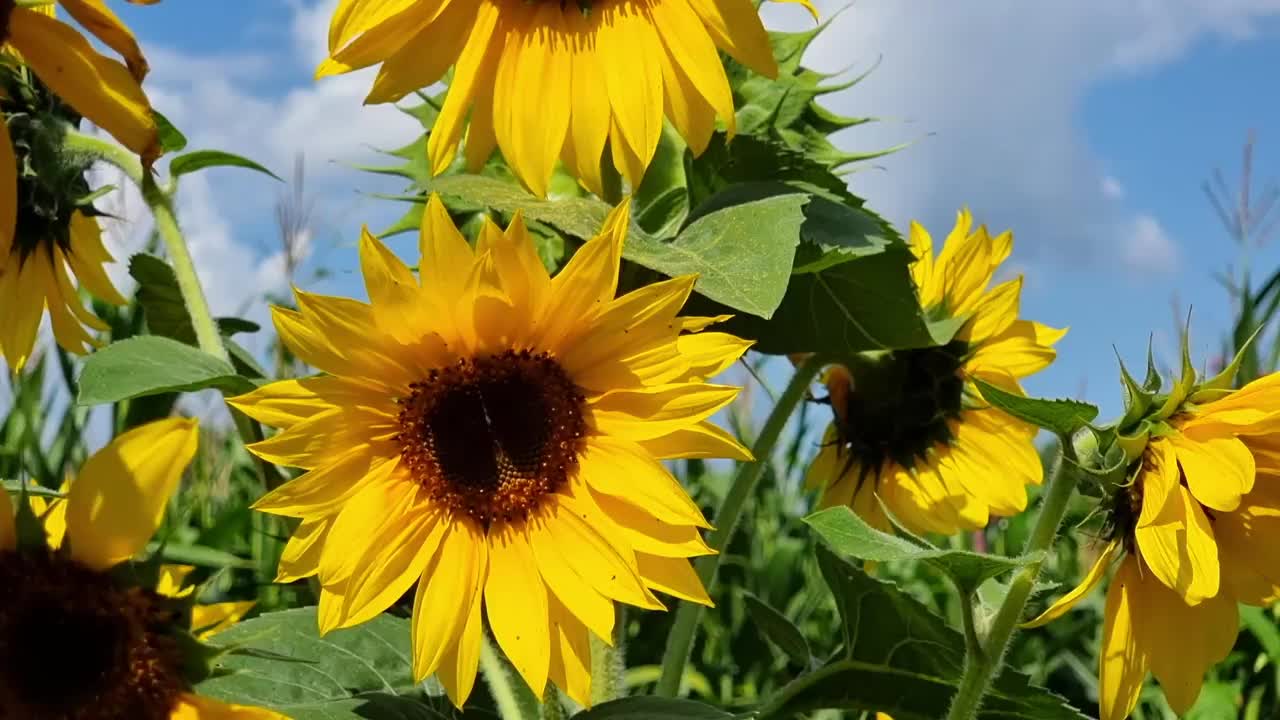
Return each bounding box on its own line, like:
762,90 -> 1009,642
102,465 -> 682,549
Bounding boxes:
3,2 -> 1280,720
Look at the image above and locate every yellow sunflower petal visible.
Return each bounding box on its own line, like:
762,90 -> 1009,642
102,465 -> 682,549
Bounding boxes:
1134,485 -> 1220,604
579,437 -> 710,528
1099,555 -> 1150,720
434,570 -> 487,708
56,0 -> 148,80
592,490 -> 714,558
542,494 -> 661,610
547,595 -> 593,708
1136,439 -> 1179,527
156,564 -> 196,598
192,601 -> 257,640
426,1 -> 501,175
0,250 -> 47,371
1022,540 -> 1121,629
10,7 -> 158,161
65,418 -> 198,570
528,513 -> 617,643
590,382 -> 740,441
277,516 -> 333,583
484,522 -> 551,698
688,0 -> 777,78
636,552 -> 712,606
364,2 -> 475,103
411,517 -> 488,683
1132,562 -> 1238,715
1170,427 -> 1254,512
636,421 -> 752,461
66,212 -> 127,305
170,692 -> 288,720
340,506 -> 447,629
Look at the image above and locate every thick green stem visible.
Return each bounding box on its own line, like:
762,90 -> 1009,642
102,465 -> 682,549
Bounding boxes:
481,636 -> 530,720
655,354 -> 828,697
944,438 -> 1083,720
591,606 -> 627,705
62,128 -> 227,362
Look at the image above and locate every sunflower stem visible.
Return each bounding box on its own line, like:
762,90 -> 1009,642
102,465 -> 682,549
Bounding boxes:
944,436 -> 1083,720
655,354 -> 827,698
60,128 -> 228,364
60,129 -> 278,490
481,635 -> 536,720
591,605 -> 627,705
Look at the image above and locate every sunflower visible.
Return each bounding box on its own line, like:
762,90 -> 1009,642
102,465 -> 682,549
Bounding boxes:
0,0 -> 157,370
230,194 -> 753,707
0,418 -> 288,720
1024,372 -> 1280,720
807,210 -> 1066,536
318,0 -> 815,197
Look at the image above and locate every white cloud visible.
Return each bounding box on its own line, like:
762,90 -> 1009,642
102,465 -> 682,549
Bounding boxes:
1102,176 -> 1126,200
760,0 -> 1280,268
1122,214 -> 1180,275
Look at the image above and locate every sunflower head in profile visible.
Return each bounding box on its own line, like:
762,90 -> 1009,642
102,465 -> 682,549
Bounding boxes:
1023,347 -> 1280,720
806,209 -> 1065,536
0,418 -> 288,720
231,194 -> 753,707
0,0 -> 157,370
318,0 -> 815,197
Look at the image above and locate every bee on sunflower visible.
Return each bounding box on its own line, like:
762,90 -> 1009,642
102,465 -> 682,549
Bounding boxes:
230,195 -> 754,707
807,210 -> 1066,536
1023,343 -> 1280,720
0,418 -> 288,720
317,0 -> 815,197
0,0 -> 158,370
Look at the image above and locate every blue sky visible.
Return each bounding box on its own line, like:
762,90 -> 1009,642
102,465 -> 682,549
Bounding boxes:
96,0 -> 1280,422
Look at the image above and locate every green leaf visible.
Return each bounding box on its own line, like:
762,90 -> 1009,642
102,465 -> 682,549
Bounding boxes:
743,592 -> 813,667
573,697 -> 734,719
169,150 -> 282,181
153,110 -> 188,153
419,175 -> 807,319
148,541 -> 254,569
195,608 -> 445,719
680,138 -> 935,353
129,254 -> 263,378
973,379 -> 1099,438
77,336 -> 253,406
763,547 -> 1088,720
805,506 -> 1036,595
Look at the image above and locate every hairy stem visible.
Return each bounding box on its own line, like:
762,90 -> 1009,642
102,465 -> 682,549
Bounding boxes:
655,354 -> 827,697
481,635 -> 532,720
62,129 -> 227,362
944,437 -> 1083,720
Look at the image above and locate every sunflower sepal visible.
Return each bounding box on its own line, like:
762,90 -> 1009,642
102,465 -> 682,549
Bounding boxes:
1150,332 -> 1199,421
1114,354 -> 1156,429
1197,324 -> 1262,394
11,488 -> 48,551
171,624 -> 230,686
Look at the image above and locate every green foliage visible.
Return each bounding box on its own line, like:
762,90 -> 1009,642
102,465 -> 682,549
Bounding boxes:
195,608 -> 448,719
806,506 -> 1040,595
973,379 -> 1100,438
757,548 -> 1087,720
77,335 -> 253,405
169,150 -> 282,182
572,698 -> 737,720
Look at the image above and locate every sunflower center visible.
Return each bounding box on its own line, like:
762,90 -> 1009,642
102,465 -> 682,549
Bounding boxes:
0,1 -> 13,44
830,342 -> 968,471
397,350 -> 588,524
0,549 -> 188,720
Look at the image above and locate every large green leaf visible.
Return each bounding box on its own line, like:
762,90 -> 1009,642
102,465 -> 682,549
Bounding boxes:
743,592 -> 814,667
573,697 -> 735,720
758,547 -> 1087,720
169,150 -> 281,181
412,175 -> 807,320
129,253 -> 264,379
77,336 -> 253,406
973,379 -> 1099,438
195,608 -> 446,719
805,506 -> 1038,595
